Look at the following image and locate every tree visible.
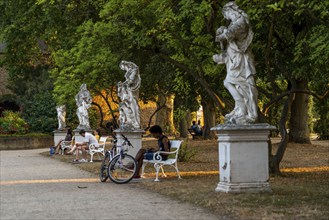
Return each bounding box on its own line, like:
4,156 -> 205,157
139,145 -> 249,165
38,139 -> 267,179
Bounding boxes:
239,0 -> 329,173
0,0 -> 110,131
1,0 -> 328,173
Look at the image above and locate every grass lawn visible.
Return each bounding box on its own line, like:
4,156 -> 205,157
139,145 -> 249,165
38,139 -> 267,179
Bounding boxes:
44,138 -> 329,219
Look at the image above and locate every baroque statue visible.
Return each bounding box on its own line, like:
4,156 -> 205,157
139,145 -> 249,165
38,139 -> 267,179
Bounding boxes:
213,1 -> 258,124
117,60 -> 141,130
56,105 -> 66,130
75,84 -> 92,130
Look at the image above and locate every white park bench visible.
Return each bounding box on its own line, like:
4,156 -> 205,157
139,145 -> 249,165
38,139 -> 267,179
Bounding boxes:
60,136 -> 75,155
141,140 -> 183,181
88,136 -> 108,162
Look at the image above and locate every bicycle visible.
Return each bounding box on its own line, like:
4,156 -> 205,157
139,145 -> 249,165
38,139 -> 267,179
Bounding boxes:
99,134 -> 137,184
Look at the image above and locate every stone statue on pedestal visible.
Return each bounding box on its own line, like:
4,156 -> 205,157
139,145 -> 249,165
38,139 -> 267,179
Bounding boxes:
75,84 -> 92,130
117,60 -> 141,130
213,1 -> 258,124
56,105 -> 66,130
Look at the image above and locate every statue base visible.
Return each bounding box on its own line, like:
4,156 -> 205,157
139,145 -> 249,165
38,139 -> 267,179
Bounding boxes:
215,182 -> 271,193
114,128 -> 145,157
211,123 -> 276,193
53,130 -> 67,146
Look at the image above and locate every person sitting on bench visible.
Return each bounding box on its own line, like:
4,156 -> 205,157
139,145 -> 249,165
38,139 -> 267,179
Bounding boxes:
191,121 -> 202,136
133,125 -> 171,178
54,128 -> 73,154
67,129 -> 98,163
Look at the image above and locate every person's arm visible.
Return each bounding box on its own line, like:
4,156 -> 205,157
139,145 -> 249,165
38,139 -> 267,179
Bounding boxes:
76,142 -> 87,147
161,137 -> 170,152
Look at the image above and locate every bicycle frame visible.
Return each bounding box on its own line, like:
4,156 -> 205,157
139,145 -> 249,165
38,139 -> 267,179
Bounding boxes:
100,134 -> 135,183
106,134 -> 133,161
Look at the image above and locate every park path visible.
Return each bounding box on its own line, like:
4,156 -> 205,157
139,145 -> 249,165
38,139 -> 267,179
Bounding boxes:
0,149 -> 220,220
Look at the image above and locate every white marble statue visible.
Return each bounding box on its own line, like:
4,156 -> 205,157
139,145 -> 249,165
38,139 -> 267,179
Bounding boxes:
213,1 -> 258,124
117,60 -> 141,130
75,84 -> 92,129
56,105 -> 66,130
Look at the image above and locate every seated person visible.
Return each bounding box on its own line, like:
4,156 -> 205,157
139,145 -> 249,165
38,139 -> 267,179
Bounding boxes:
67,129 -> 99,162
134,125 -> 170,178
93,129 -> 101,141
54,128 -> 73,154
197,120 -> 203,136
191,121 -> 202,136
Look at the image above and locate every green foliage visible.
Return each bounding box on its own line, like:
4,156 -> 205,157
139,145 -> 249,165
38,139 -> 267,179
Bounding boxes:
0,0 -> 106,133
238,0 -> 329,138
313,99 -> 329,140
178,140 -> 196,162
21,91 -> 57,133
1,0 -> 328,140
0,111 -> 28,134
0,133 -> 50,137
88,108 -> 99,130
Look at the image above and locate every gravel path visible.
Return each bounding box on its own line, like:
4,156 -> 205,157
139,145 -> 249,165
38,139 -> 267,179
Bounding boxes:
0,149 -> 220,220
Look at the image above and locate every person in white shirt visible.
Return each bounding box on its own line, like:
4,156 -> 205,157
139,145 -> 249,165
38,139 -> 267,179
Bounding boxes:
68,129 -> 99,162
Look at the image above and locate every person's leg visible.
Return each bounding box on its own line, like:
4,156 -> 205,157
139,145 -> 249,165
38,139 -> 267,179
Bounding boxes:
81,145 -> 88,161
75,145 -> 82,161
134,149 -> 146,178
68,144 -> 77,154
55,140 -> 62,154
135,149 -> 146,162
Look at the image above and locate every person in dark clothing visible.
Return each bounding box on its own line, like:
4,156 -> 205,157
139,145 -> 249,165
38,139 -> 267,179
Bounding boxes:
191,120 -> 202,136
134,125 -> 170,178
54,128 -> 73,154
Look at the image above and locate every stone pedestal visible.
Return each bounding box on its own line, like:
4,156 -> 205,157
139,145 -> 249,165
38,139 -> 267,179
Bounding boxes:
53,130 -> 66,146
114,129 -> 144,157
211,123 -> 276,193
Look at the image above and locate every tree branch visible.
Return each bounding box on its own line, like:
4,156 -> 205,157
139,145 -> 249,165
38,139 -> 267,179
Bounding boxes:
159,52 -> 226,109
91,101 -> 106,130
263,89 -> 329,114
144,92 -> 167,131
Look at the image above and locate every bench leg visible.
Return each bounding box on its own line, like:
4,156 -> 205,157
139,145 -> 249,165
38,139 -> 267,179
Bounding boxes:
174,163 -> 182,179
90,153 -> 94,162
154,163 -> 160,182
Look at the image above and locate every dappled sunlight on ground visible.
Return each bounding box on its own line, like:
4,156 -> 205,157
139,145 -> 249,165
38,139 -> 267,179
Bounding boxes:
281,166 -> 329,173
142,166 -> 329,178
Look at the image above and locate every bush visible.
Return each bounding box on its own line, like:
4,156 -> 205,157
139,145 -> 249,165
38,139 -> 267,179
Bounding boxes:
21,91 -> 57,133
178,140 -> 196,162
0,111 -> 28,134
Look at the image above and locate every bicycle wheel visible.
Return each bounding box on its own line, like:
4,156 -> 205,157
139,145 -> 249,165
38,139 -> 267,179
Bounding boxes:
108,154 -> 137,184
99,152 -> 111,182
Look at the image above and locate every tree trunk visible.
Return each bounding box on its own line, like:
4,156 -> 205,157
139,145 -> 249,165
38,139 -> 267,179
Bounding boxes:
178,110 -> 189,138
269,93 -> 294,175
155,94 -> 176,134
289,80 -> 311,143
201,99 -> 216,139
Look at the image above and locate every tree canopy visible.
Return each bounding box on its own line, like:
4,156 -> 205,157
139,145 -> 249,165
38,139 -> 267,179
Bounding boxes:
0,0 -> 328,170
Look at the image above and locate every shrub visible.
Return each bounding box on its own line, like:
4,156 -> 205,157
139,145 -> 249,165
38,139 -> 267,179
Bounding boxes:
21,91 -> 57,133
178,140 -> 196,162
0,111 -> 28,134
